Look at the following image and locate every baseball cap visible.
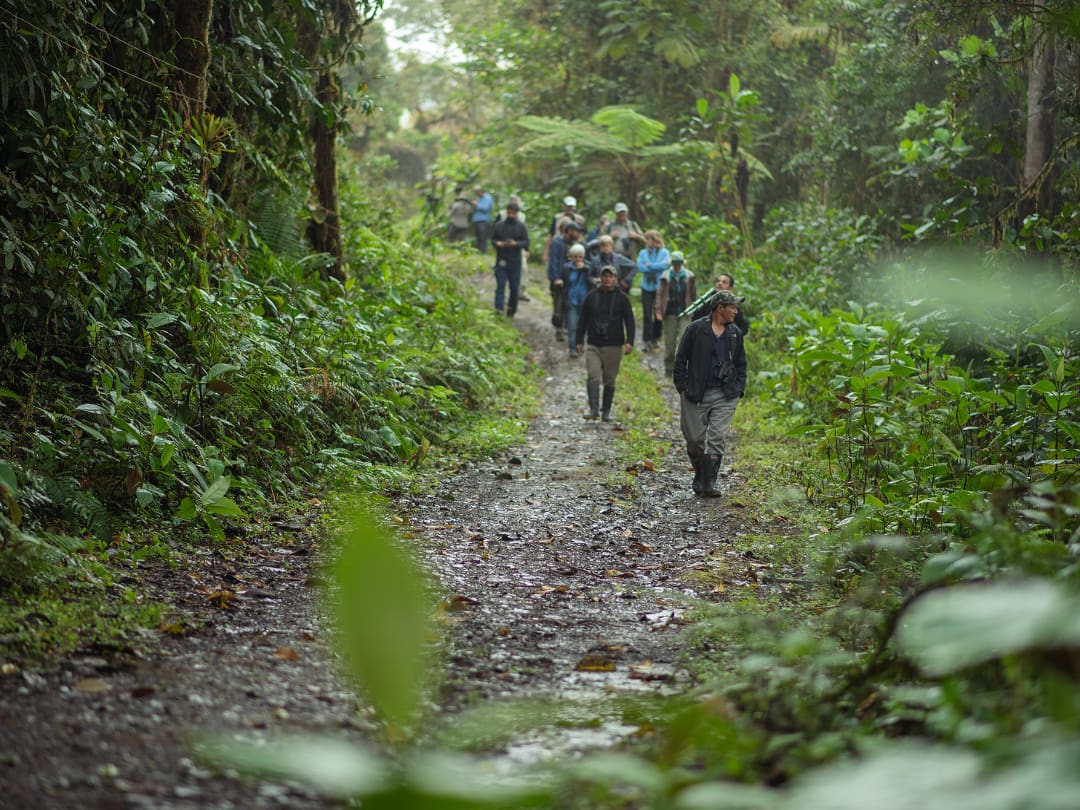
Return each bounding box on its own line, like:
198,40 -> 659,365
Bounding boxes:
600,265 -> 617,276
670,251 -> 685,263
613,202 -> 629,213
563,196 -> 577,207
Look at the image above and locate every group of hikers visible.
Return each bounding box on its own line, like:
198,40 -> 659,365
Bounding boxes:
449,188 -> 748,498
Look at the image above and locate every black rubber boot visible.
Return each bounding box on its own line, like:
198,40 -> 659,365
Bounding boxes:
691,452 -> 704,494
585,383 -> 600,419
701,453 -> 722,496
601,386 -> 615,422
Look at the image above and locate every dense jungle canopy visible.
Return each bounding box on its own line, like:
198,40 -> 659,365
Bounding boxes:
2,0 -> 1080,806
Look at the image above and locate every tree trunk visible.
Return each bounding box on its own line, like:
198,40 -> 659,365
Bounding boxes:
1020,0 -> 1056,219
173,0 -> 213,119
308,70 -> 345,281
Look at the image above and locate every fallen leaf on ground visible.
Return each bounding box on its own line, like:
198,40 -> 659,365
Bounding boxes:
574,655 -> 616,672
629,671 -> 676,683
272,647 -> 300,661
206,589 -> 236,608
444,594 -> 477,611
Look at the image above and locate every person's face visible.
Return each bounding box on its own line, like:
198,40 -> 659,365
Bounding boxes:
716,275 -> 733,291
672,261 -> 684,272
571,253 -> 585,266
600,273 -> 617,291
506,208 -> 519,220
715,303 -> 738,325
615,211 -> 628,223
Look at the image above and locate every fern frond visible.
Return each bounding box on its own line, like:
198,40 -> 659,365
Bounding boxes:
771,22 -> 831,48
591,106 -> 666,149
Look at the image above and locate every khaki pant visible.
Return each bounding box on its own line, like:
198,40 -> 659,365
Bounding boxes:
585,344 -> 624,387
661,314 -> 690,373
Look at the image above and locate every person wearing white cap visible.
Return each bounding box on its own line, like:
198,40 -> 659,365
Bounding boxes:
604,202 -> 645,261
542,195 -> 585,266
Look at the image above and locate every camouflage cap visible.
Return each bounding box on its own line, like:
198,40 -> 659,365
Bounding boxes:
711,289 -> 745,308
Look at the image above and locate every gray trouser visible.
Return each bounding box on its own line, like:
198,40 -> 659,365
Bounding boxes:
681,388 -> 739,457
585,344 -> 624,387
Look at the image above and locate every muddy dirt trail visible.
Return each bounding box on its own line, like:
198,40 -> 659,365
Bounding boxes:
0,275 -> 760,809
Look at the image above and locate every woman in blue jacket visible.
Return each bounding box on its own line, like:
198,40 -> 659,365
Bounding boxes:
636,230 -> 669,351
560,244 -> 592,358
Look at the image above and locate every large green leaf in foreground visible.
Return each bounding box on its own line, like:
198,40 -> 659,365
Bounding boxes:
331,504 -> 435,725
896,579 -> 1080,676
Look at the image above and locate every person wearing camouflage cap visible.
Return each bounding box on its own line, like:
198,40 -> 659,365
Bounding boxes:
672,289 -> 748,496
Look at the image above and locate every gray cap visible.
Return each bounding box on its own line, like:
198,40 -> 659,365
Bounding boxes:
670,251 -> 685,263
614,202 -> 629,213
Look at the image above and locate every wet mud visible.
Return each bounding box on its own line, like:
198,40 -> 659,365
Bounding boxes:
0,273 -> 763,808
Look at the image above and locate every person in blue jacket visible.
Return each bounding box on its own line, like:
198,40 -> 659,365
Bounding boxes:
471,185 -> 494,252
636,229 -> 670,351
559,243 -> 592,358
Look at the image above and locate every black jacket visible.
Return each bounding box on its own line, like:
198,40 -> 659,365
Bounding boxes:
673,317 -> 747,403
490,218 -> 529,267
576,287 -> 635,347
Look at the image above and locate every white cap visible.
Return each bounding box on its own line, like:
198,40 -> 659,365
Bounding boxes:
563,196 -> 577,207
614,202 -> 629,213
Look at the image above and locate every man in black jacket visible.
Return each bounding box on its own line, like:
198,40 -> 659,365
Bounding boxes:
673,290 -> 747,496
490,201 -> 530,316
575,266 -> 636,421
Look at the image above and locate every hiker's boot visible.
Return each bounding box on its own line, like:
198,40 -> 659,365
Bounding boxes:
601,386 -> 615,422
691,452 -> 704,494
701,453 -> 723,496
585,383 -> 600,419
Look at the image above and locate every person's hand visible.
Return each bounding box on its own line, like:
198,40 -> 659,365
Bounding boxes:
575,344 -> 584,354
553,279 -> 564,286
623,343 -> 633,355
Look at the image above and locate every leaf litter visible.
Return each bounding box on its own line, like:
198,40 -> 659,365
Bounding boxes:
0,283 -> 785,806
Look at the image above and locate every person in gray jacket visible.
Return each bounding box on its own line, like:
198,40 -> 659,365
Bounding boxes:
672,290 -> 747,496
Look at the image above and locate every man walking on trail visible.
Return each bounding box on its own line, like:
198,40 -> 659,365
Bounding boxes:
587,234 -> 637,292
604,202 -> 645,261
692,272 -> 751,335
656,251 -> 697,376
637,229 -> 670,351
673,289 -> 747,496
548,220 -> 584,341
447,186 -> 472,242
543,195 -> 584,266
472,185 -> 494,252
576,266 -> 635,422
490,200 -> 529,317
